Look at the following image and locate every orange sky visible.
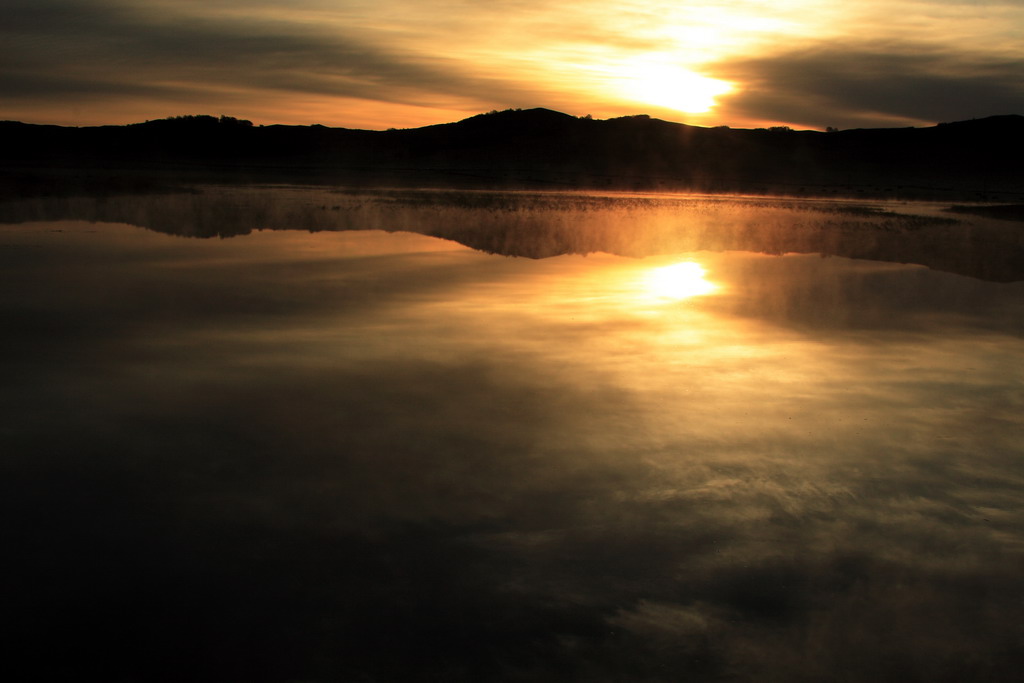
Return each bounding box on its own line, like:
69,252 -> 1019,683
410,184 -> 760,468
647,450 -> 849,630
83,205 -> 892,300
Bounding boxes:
3,1 -> 1023,130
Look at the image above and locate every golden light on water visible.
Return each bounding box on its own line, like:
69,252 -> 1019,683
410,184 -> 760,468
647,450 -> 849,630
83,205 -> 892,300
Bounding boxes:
646,261 -> 717,299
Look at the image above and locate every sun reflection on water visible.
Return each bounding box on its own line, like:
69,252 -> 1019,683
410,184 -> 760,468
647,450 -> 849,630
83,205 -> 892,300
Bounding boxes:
645,261 -> 717,299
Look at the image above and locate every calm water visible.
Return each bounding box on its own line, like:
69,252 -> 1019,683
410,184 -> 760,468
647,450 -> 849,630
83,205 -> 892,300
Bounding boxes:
2,188 -> 1023,682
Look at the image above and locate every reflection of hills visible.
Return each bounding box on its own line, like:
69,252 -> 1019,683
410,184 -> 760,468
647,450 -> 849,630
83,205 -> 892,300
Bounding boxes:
3,188 -> 1022,282
3,109 -> 1024,200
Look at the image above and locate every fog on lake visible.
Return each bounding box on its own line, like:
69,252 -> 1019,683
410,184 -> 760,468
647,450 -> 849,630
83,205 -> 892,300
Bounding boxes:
2,187 -> 1022,682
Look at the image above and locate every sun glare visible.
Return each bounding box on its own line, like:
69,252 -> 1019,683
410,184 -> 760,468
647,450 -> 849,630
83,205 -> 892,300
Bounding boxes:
646,262 -> 717,299
619,58 -> 733,114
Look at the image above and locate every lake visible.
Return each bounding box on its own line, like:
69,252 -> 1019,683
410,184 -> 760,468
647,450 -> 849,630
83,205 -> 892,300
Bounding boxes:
2,187 -> 1023,682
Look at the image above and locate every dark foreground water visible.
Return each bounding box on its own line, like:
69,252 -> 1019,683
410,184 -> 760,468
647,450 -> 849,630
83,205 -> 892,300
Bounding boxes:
2,188 -> 1023,682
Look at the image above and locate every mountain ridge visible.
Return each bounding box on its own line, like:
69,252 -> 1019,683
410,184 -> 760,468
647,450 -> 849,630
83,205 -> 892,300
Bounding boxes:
2,108 -> 1022,200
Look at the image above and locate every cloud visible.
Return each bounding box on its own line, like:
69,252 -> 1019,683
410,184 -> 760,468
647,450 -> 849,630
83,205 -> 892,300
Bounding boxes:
0,0 -> 545,119
4,1 -> 1024,129
0,72 -> 181,99
712,41 -> 1024,128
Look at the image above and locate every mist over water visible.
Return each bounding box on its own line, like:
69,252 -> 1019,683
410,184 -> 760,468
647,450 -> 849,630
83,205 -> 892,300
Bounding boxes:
2,188 -> 1023,682
4,185 -> 1023,280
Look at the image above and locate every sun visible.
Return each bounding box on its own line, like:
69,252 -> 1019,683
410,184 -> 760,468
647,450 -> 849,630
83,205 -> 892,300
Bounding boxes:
646,261 -> 717,299
619,58 -> 733,114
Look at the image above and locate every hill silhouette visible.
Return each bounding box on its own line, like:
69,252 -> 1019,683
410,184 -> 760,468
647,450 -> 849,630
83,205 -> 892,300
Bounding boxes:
2,109 -> 1023,199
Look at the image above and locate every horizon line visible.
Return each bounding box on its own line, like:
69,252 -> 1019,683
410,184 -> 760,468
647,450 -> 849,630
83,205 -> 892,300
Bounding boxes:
3,108 -> 1022,133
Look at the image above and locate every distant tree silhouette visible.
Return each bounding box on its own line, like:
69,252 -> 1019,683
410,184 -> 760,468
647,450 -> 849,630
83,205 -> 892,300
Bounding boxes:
219,115 -> 253,127
137,115 -> 253,127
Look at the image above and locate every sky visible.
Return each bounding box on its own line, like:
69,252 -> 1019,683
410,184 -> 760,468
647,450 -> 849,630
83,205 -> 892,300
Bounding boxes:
3,0 -> 1024,130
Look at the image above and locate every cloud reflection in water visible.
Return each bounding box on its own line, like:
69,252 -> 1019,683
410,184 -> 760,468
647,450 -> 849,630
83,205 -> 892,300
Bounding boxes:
1,222 -> 1022,681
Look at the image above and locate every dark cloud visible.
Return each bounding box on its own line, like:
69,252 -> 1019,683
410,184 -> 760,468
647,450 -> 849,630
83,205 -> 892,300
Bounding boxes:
0,0 -> 538,112
713,42 -> 1024,128
0,71 -> 194,100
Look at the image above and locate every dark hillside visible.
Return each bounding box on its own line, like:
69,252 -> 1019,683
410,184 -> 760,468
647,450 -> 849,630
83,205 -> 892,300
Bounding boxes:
2,109 -> 1022,199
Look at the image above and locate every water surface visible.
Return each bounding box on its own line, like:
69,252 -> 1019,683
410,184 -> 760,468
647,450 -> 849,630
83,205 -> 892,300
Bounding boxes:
2,190 -> 1023,681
